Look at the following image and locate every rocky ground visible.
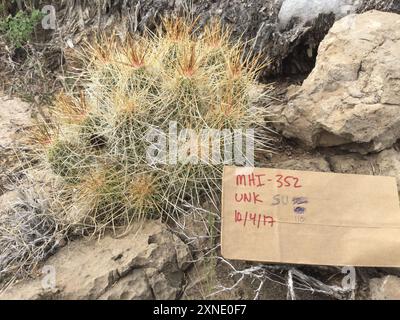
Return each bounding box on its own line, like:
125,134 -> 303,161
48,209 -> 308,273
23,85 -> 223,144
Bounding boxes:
1,3 -> 400,300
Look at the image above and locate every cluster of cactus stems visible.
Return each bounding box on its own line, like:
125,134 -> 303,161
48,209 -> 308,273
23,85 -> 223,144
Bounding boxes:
33,16 -> 273,235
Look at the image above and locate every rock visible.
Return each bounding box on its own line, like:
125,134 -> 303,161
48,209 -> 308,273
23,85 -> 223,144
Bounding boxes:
0,220 -> 192,300
328,148 -> 400,188
38,0 -> 397,79
0,95 -> 31,149
370,275 -> 400,300
54,0 -> 331,76
271,11 -> 400,153
278,0 -> 359,29
374,150 -> 400,187
173,234 -> 192,271
276,156 -> 331,172
328,153 -> 373,175
357,0 -> 400,13
0,95 -> 33,195
99,269 -> 153,300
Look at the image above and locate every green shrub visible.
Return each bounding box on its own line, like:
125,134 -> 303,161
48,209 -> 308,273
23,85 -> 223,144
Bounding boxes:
0,9 -> 43,48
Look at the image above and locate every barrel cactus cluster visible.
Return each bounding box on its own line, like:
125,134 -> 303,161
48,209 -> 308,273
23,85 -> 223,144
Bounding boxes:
35,17 -> 271,234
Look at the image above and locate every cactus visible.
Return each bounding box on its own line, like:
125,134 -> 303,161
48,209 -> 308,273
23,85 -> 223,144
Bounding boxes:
40,16 -> 273,234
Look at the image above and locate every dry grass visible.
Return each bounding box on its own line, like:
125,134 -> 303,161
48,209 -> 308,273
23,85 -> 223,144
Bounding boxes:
0,172 -> 67,287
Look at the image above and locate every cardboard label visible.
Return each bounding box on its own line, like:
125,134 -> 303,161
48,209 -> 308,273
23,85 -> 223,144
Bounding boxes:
221,166 -> 400,267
